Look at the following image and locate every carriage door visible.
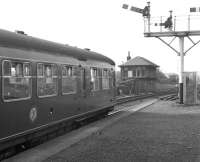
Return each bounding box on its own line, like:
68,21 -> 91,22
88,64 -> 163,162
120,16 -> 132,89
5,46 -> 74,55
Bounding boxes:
1,60 -> 34,138
81,67 -> 87,97
77,67 -> 87,111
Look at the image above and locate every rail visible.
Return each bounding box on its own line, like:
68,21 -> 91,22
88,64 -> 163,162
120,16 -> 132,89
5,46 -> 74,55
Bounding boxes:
116,89 -> 177,105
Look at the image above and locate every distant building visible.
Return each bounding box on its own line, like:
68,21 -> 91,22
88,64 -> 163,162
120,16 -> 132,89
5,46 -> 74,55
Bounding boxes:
118,55 -> 159,94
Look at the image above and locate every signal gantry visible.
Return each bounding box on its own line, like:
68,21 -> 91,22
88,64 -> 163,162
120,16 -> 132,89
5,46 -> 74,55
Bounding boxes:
122,2 -> 200,104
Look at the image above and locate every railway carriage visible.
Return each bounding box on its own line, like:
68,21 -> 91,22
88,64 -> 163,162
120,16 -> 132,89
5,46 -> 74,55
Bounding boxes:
0,29 -> 115,152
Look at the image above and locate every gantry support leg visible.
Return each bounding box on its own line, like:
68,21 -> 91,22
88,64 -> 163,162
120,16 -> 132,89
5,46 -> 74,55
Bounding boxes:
179,37 -> 184,104
155,35 -> 200,104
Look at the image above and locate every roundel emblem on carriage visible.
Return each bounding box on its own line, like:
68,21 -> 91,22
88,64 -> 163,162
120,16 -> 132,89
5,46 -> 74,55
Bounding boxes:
29,107 -> 37,122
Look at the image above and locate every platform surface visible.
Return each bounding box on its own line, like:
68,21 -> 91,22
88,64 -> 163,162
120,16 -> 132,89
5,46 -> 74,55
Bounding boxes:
6,99 -> 156,162
43,101 -> 200,162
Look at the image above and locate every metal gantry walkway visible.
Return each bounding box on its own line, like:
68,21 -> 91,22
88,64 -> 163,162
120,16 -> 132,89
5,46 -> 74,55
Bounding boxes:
144,30 -> 200,37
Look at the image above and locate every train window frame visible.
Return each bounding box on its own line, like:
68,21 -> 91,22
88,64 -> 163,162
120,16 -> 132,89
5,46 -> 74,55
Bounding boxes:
37,63 -> 58,98
2,59 -> 32,102
90,67 -> 100,91
61,65 -> 77,95
102,68 -> 110,90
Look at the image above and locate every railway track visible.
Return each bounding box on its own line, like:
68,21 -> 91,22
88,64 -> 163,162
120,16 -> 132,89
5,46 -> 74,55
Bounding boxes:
116,90 -> 177,104
116,93 -> 155,104
1,91 -> 176,161
159,94 -> 178,101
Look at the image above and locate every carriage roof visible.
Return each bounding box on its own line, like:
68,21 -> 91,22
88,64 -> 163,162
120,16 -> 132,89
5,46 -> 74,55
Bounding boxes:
0,29 -> 115,66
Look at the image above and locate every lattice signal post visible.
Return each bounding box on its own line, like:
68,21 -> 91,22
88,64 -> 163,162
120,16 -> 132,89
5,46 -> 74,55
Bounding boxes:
122,2 -> 200,104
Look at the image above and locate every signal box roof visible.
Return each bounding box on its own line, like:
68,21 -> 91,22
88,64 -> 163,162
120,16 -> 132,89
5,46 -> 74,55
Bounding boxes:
119,56 -> 159,67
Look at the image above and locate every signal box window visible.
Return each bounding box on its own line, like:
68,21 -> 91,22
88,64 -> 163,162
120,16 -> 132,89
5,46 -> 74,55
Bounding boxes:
102,69 -> 109,89
2,60 -> 31,101
128,70 -> 133,78
141,69 -> 145,77
62,65 -> 77,94
136,69 -> 141,77
133,70 -> 136,77
37,63 -> 58,97
90,68 -> 100,91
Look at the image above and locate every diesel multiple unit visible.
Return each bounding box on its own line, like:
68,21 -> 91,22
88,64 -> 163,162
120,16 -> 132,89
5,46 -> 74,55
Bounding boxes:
0,29 -> 115,152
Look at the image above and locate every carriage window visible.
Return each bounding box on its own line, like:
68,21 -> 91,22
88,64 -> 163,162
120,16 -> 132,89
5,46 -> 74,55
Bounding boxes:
37,63 -> 58,97
102,69 -> 110,89
62,65 -> 76,94
37,63 -> 43,76
2,60 -> 31,101
90,68 -> 100,91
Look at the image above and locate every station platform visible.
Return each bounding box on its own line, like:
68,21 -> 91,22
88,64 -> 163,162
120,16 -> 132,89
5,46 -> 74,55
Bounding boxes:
7,99 -> 200,162
39,100 -> 200,162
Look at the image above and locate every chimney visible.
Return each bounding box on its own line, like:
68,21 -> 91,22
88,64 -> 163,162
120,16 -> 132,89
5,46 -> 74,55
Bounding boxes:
127,51 -> 131,61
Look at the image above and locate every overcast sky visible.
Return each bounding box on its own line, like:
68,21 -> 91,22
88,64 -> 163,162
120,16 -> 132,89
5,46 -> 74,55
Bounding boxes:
1,0 -> 200,73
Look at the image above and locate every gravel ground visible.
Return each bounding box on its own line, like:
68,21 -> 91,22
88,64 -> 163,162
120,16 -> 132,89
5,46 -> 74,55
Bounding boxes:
43,101 -> 200,162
